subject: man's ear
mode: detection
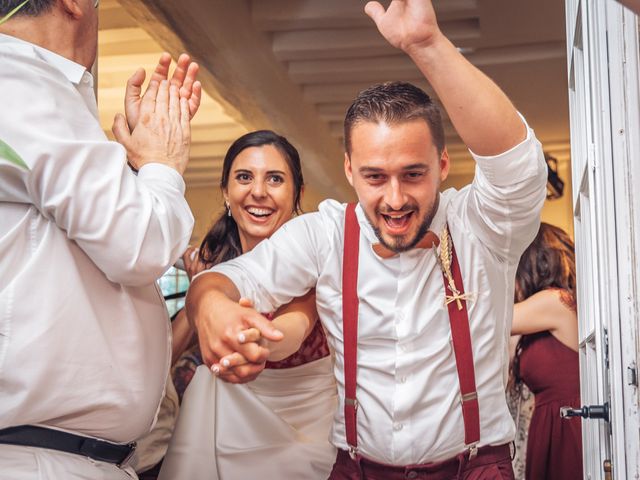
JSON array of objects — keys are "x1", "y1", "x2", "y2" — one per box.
[
  {"x1": 59, "y1": 0, "x2": 84, "y2": 19},
  {"x1": 344, "y1": 153, "x2": 354, "y2": 187},
  {"x1": 439, "y1": 148, "x2": 450, "y2": 182}
]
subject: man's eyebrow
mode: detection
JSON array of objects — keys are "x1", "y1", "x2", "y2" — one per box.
[
  {"x1": 358, "y1": 164, "x2": 431, "y2": 174},
  {"x1": 359, "y1": 166, "x2": 385, "y2": 174},
  {"x1": 402, "y1": 163, "x2": 430, "y2": 172}
]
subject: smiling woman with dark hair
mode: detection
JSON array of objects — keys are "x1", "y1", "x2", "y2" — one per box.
[
  {"x1": 158, "y1": 130, "x2": 337, "y2": 480},
  {"x1": 510, "y1": 222, "x2": 583, "y2": 480}
]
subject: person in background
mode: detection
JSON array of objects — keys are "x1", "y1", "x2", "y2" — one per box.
[
  {"x1": 510, "y1": 223, "x2": 583, "y2": 480},
  {"x1": 0, "y1": 0, "x2": 200, "y2": 478},
  {"x1": 506, "y1": 338, "x2": 535, "y2": 480},
  {"x1": 157, "y1": 130, "x2": 337, "y2": 480}
]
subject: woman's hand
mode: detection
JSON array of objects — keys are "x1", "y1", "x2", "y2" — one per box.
[{"x1": 181, "y1": 246, "x2": 208, "y2": 280}]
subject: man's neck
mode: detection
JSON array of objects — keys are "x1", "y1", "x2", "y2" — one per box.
[{"x1": 0, "y1": 16, "x2": 88, "y2": 68}]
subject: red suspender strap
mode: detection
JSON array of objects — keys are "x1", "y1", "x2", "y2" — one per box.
[
  {"x1": 342, "y1": 203, "x2": 360, "y2": 456},
  {"x1": 342, "y1": 207, "x2": 480, "y2": 459},
  {"x1": 444, "y1": 239, "x2": 481, "y2": 454}
]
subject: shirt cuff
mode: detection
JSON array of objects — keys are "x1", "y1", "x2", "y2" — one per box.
[
  {"x1": 469, "y1": 113, "x2": 543, "y2": 187},
  {"x1": 138, "y1": 163, "x2": 186, "y2": 194}
]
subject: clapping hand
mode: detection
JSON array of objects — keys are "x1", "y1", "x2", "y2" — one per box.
[
  {"x1": 112, "y1": 79, "x2": 191, "y2": 174},
  {"x1": 124, "y1": 53, "x2": 202, "y2": 131}
]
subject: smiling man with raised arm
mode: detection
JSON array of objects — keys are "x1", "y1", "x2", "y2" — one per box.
[
  {"x1": 0, "y1": 0, "x2": 201, "y2": 478},
  {"x1": 187, "y1": 0, "x2": 546, "y2": 478}
]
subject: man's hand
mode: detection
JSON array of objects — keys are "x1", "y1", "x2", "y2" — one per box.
[
  {"x1": 187, "y1": 278, "x2": 284, "y2": 384},
  {"x1": 124, "y1": 53, "x2": 202, "y2": 131},
  {"x1": 111, "y1": 79, "x2": 191, "y2": 174},
  {"x1": 365, "y1": 0, "x2": 441, "y2": 53}
]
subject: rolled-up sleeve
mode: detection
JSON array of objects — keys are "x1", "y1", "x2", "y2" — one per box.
[
  {"x1": 208, "y1": 212, "x2": 325, "y2": 313},
  {"x1": 463, "y1": 115, "x2": 547, "y2": 263}
]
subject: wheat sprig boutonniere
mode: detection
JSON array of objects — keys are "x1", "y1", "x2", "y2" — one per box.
[
  {"x1": 437, "y1": 226, "x2": 477, "y2": 310},
  {"x1": 0, "y1": 0, "x2": 29, "y2": 26},
  {"x1": 0, "y1": 138, "x2": 29, "y2": 170}
]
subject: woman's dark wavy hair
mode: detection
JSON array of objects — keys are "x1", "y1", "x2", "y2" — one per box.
[
  {"x1": 198, "y1": 130, "x2": 304, "y2": 267},
  {"x1": 509, "y1": 222, "x2": 576, "y2": 394}
]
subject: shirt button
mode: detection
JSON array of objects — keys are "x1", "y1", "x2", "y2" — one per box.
[
  {"x1": 393, "y1": 423, "x2": 403, "y2": 431},
  {"x1": 406, "y1": 471, "x2": 418, "y2": 479},
  {"x1": 399, "y1": 376, "x2": 407, "y2": 384}
]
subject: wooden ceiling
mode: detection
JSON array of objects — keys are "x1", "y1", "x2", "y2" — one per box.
[{"x1": 97, "y1": 0, "x2": 572, "y2": 230}]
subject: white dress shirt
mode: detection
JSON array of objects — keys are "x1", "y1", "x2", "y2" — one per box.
[
  {"x1": 0, "y1": 34, "x2": 193, "y2": 443},
  {"x1": 210, "y1": 122, "x2": 547, "y2": 464}
]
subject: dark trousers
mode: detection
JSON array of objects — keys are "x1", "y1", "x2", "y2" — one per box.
[{"x1": 328, "y1": 444, "x2": 514, "y2": 480}]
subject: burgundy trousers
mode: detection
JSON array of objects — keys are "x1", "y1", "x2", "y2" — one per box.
[{"x1": 328, "y1": 444, "x2": 514, "y2": 480}]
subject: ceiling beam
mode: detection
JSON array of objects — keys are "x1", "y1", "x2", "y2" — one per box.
[
  {"x1": 116, "y1": 0, "x2": 354, "y2": 202},
  {"x1": 272, "y1": 21, "x2": 479, "y2": 62},
  {"x1": 289, "y1": 41, "x2": 566, "y2": 85},
  {"x1": 252, "y1": 0, "x2": 478, "y2": 31}
]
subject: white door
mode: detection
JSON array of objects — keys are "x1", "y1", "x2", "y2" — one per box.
[{"x1": 565, "y1": 1, "x2": 640, "y2": 478}]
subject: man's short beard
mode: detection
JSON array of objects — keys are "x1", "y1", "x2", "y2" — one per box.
[{"x1": 365, "y1": 195, "x2": 440, "y2": 253}]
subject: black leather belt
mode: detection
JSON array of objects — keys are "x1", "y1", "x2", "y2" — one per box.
[{"x1": 0, "y1": 425, "x2": 136, "y2": 467}]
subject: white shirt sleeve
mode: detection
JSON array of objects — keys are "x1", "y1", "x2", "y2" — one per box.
[
  {"x1": 461, "y1": 116, "x2": 547, "y2": 263},
  {"x1": 0, "y1": 50, "x2": 193, "y2": 286},
  {"x1": 209, "y1": 211, "x2": 328, "y2": 313}
]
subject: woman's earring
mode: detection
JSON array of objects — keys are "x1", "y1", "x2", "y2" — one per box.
[{"x1": 225, "y1": 201, "x2": 231, "y2": 217}]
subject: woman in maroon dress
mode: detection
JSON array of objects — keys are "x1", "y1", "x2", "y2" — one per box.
[{"x1": 510, "y1": 223, "x2": 583, "y2": 480}]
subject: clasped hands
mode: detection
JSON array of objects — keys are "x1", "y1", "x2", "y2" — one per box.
[
  {"x1": 199, "y1": 296, "x2": 284, "y2": 384},
  {"x1": 111, "y1": 52, "x2": 202, "y2": 175}
]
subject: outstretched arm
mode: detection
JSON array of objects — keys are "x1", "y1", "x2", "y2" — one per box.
[
  {"x1": 511, "y1": 289, "x2": 579, "y2": 351},
  {"x1": 217, "y1": 290, "x2": 318, "y2": 373},
  {"x1": 365, "y1": 0, "x2": 525, "y2": 155},
  {"x1": 186, "y1": 272, "x2": 284, "y2": 384}
]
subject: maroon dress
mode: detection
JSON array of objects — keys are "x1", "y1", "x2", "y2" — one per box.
[{"x1": 519, "y1": 331, "x2": 583, "y2": 479}]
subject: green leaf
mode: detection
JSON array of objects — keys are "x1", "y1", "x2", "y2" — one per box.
[
  {"x1": 0, "y1": 0, "x2": 29, "y2": 26},
  {"x1": 0, "y1": 138, "x2": 29, "y2": 170}
]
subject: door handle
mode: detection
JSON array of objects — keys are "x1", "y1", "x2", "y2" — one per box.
[{"x1": 560, "y1": 403, "x2": 609, "y2": 422}]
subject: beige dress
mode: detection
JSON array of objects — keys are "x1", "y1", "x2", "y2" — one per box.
[{"x1": 159, "y1": 356, "x2": 337, "y2": 480}]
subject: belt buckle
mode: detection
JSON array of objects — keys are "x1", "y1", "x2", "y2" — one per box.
[{"x1": 117, "y1": 442, "x2": 137, "y2": 468}]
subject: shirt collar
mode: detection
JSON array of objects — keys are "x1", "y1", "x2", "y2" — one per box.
[
  {"x1": 0, "y1": 33, "x2": 88, "y2": 85},
  {"x1": 354, "y1": 192, "x2": 450, "y2": 248}
]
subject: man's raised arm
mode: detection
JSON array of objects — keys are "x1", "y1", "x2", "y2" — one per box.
[{"x1": 366, "y1": 0, "x2": 526, "y2": 155}]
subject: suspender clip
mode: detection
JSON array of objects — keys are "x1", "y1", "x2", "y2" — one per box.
[
  {"x1": 467, "y1": 443, "x2": 478, "y2": 460},
  {"x1": 348, "y1": 444, "x2": 359, "y2": 460}
]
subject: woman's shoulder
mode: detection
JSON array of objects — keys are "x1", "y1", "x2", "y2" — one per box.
[{"x1": 537, "y1": 288, "x2": 577, "y2": 313}]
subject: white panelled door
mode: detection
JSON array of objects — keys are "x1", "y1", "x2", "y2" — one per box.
[{"x1": 565, "y1": 1, "x2": 640, "y2": 478}]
